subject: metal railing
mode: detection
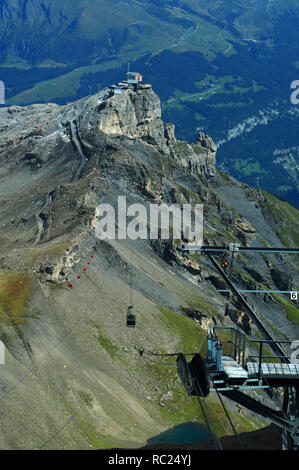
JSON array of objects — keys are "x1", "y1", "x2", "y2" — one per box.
[
  {"x1": 209, "y1": 325, "x2": 246, "y2": 366},
  {"x1": 249, "y1": 339, "x2": 293, "y2": 380}
]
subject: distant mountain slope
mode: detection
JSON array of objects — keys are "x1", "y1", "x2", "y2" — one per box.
[
  {"x1": 0, "y1": 0, "x2": 195, "y2": 65},
  {"x1": 0, "y1": 0, "x2": 299, "y2": 204}
]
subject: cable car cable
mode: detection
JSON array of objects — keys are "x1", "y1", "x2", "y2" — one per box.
[
  {"x1": 193, "y1": 377, "x2": 223, "y2": 450},
  {"x1": 39, "y1": 407, "x2": 82, "y2": 449},
  {"x1": 193, "y1": 380, "x2": 216, "y2": 448},
  {"x1": 0, "y1": 301, "x2": 87, "y2": 402},
  {"x1": 210, "y1": 375, "x2": 244, "y2": 449},
  {"x1": 142, "y1": 349, "x2": 201, "y2": 357},
  {"x1": 247, "y1": 351, "x2": 289, "y2": 422}
]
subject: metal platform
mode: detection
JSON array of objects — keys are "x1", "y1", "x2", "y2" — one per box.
[
  {"x1": 178, "y1": 325, "x2": 299, "y2": 449},
  {"x1": 176, "y1": 242, "x2": 299, "y2": 448},
  {"x1": 247, "y1": 362, "x2": 299, "y2": 377},
  {"x1": 222, "y1": 356, "x2": 248, "y2": 382}
]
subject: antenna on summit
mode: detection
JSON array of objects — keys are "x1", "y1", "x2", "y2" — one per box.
[{"x1": 127, "y1": 63, "x2": 130, "y2": 73}]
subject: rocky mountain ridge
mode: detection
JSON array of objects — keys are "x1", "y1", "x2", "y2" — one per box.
[{"x1": 0, "y1": 83, "x2": 298, "y2": 449}]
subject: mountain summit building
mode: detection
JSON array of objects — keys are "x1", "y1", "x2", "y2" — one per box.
[
  {"x1": 108, "y1": 72, "x2": 152, "y2": 95},
  {"x1": 126, "y1": 72, "x2": 143, "y2": 84}
]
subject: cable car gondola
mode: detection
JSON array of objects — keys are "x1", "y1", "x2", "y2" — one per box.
[{"x1": 126, "y1": 305, "x2": 136, "y2": 328}]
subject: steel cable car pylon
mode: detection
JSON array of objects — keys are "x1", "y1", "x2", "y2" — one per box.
[
  {"x1": 126, "y1": 263, "x2": 136, "y2": 328},
  {"x1": 125, "y1": 262, "x2": 145, "y2": 358}
]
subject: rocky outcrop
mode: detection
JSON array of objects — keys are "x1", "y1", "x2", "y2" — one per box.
[
  {"x1": 270, "y1": 266, "x2": 295, "y2": 292},
  {"x1": 169, "y1": 139, "x2": 215, "y2": 178},
  {"x1": 227, "y1": 306, "x2": 253, "y2": 335},
  {"x1": 181, "y1": 307, "x2": 209, "y2": 328},
  {"x1": 95, "y1": 88, "x2": 216, "y2": 178},
  {"x1": 97, "y1": 89, "x2": 168, "y2": 150},
  {"x1": 38, "y1": 244, "x2": 81, "y2": 283}
]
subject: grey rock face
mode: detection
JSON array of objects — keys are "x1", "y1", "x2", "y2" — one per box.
[
  {"x1": 196, "y1": 132, "x2": 217, "y2": 153},
  {"x1": 97, "y1": 89, "x2": 163, "y2": 143},
  {"x1": 270, "y1": 267, "x2": 295, "y2": 292},
  {"x1": 95, "y1": 88, "x2": 216, "y2": 177}
]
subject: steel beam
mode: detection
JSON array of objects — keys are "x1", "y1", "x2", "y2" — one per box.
[
  {"x1": 180, "y1": 246, "x2": 299, "y2": 254},
  {"x1": 208, "y1": 254, "x2": 290, "y2": 363},
  {"x1": 220, "y1": 389, "x2": 291, "y2": 431}
]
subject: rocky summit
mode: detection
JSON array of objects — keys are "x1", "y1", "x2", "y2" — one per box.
[{"x1": 0, "y1": 82, "x2": 298, "y2": 449}]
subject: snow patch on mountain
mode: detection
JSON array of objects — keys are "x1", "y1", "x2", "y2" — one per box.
[{"x1": 216, "y1": 107, "x2": 280, "y2": 148}]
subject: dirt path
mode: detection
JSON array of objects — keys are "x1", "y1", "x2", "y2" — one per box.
[
  {"x1": 70, "y1": 120, "x2": 87, "y2": 182},
  {"x1": 33, "y1": 192, "x2": 53, "y2": 245}
]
